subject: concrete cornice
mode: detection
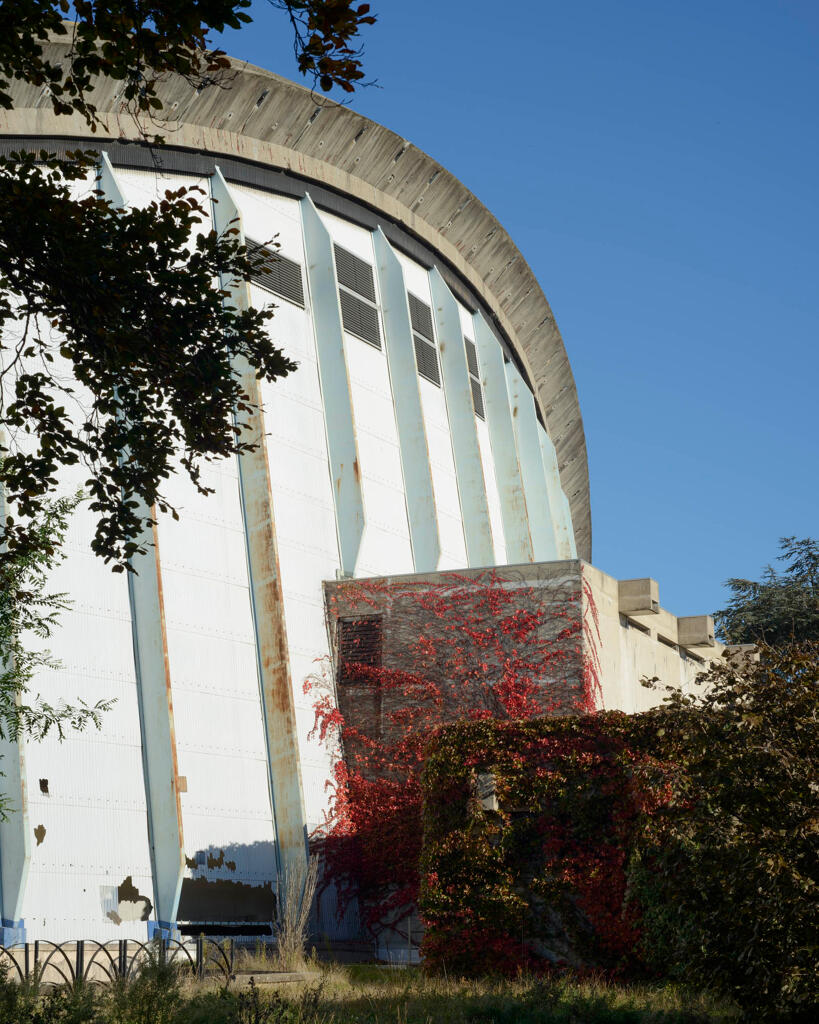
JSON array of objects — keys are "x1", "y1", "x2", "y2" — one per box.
[{"x1": 1, "y1": 42, "x2": 591, "y2": 559}]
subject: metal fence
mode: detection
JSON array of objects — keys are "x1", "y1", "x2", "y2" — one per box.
[{"x1": 0, "y1": 938, "x2": 234, "y2": 986}]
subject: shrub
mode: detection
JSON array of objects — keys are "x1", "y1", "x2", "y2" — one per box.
[
  {"x1": 629, "y1": 642, "x2": 819, "y2": 1021},
  {"x1": 419, "y1": 714, "x2": 669, "y2": 977}
]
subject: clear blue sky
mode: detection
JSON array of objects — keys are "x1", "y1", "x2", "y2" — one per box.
[{"x1": 216, "y1": 0, "x2": 817, "y2": 618}]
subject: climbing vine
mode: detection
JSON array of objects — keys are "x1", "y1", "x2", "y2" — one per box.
[{"x1": 307, "y1": 569, "x2": 603, "y2": 941}]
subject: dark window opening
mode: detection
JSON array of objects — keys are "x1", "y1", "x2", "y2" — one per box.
[
  {"x1": 245, "y1": 238, "x2": 305, "y2": 307},
  {"x1": 336, "y1": 616, "x2": 383, "y2": 686}
]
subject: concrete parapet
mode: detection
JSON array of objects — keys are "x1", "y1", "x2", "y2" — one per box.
[{"x1": 618, "y1": 578, "x2": 660, "y2": 616}]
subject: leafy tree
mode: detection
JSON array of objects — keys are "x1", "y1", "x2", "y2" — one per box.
[
  {"x1": 714, "y1": 537, "x2": 819, "y2": 644},
  {"x1": 0, "y1": 4, "x2": 375, "y2": 759},
  {"x1": 630, "y1": 642, "x2": 819, "y2": 1021},
  {"x1": 0, "y1": 2, "x2": 376, "y2": 570}
]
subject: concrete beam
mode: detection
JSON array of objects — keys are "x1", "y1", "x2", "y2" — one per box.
[
  {"x1": 212, "y1": 168, "x2": 307, "y2": 878},
  {"x1": 618, "y1": 578, "x2": 660, "y2": 616},
  {"x1": 300, "y1": 193, "x2": 365, "y2": 577},
  {"x1": 97, "y1": 152, "x2": 186, "y2": 937},
  {"x1": 537, "y1": 423, "x2": 576, "y2": 559},
  {"x1": 127, "y1": 518, "x2": 186, "y2": 937},
  {"x1": 471, "y1": 312, "x2": 533, "y2": 564},
  {"x1": 429, "y1": 268, "x2": 494, "y2": 567},
  {"x1": 0, "y1": 442, "x2": 31, "y2": 946},
  {"x1": 678, "y1": 615, "x2": 716, "y2": 648},
  {"x1": 372, "y1": 228, "x2": 440, "y2": 572},
  {"x1": 505, "y1": 364, "x2": 558, "y2": 562}
]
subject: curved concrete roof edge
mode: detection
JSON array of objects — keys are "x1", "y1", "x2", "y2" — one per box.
[{"x1": 1, "y1": 41, "x2": 592, "y2": 559}]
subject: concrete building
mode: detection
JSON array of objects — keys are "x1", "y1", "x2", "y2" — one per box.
[{"x1": 0, "y1": 42, "x2": 716, "y2": 945}]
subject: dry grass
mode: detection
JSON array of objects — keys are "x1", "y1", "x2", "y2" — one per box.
[{"x1": 274, "y1": 965, "x2": 738, "y2": 1023}]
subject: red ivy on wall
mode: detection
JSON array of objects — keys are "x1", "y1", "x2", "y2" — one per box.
[{"x1": 306, "y1": 570, "x2": 604, "y2": 941}]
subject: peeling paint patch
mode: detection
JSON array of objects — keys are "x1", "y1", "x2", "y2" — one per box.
[
  {"x1": 185, "y1": 855, "x2": 197, "y2": 870},
  {"x1": 39, "y1": 779, "x2": 49, "y2": 795},
  {"x1": 33, "y1": 824, "x2": 46, "y2": 846},
  {"x1": 106, "y1": 876, "x2": 153, "y2": 925},
  {"x1": 207, "y1": 849, "x2": 226, "y2": 870}
]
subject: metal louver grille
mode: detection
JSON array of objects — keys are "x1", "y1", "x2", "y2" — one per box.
[
  {"x1": 245, "y1": 239, "x2": 305, "y2": 307},
  {"x1": 464, "y1": 337, "x2": 480, "y2": 378},
  {"x1": 333, "y1": 244, "x2": 376, "y2": 302},
  {"x1": 340, "y1": 289, "x2": 381, "y2": 348},
  {"x1": 408, "y1": 293, "x2": 434, "y2": 341},
  {"x1": 414, "y1": 334, "x2": 440, "y2": 386},
  {"x1": 337, "y1": 617, "x2": 383, "y2": 686},
  {"x1": 464, "y1": 337, "x2": 485, "y2": 419},
  {"x1": 470, "y1": 377, "x2": 485, "y2": 419}
]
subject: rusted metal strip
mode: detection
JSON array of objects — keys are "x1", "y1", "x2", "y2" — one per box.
[{"x1": 210, "y1": 168, "x2": 307, "y2": 878}]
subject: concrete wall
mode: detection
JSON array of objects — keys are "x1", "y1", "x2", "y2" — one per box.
[{"x1": 325, "y1": 561, "x2": 721, "y2": 749}]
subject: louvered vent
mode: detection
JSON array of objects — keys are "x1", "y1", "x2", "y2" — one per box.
[
  {"x1": 408, "y1": 292, "x2": 440, "y2": 387},
  {"x1": 414, "y1": 334, "x2": 441, "y2": 386},
  {"x1": 408, "y1": 293, "x2": 434, "y2": 341},
  {"x1": 334, "y1": 244, "x2": 381, "y2": 348},
  {"x1": 464, "y1": 338, "x2": 485, "y2": 419},
  {"x1": 337, "y1": 617, "x2": 383, "y2": 686},
  {"x1": 334, "y1": 245, "x2": 377, "y2": 302},
  {"x1": 245, "y1": 239, "x2": 305, "y2": 307},
  {"x1": 339, "y1": 290, "x2": 381, "y2": 348}
]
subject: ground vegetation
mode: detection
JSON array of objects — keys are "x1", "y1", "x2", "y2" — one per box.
[
  {"x1": 631, "y1": 641, "x2": 819, "y2": 1021},
  {"x1": 0, "y1": 960, "x2": 737, "y2": 1024}
]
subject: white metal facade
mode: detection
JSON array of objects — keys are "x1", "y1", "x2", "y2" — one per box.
[{"x1": 0, "y1": 157, "x2": 577, "y2": 944}]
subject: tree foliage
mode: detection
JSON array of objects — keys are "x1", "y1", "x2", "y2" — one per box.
[
  {"x1": 630, "y1": 643, "x2": 819, "y2": 1020},
  {"x1": 0, "y1": 2, "x2": 376, "y2": 133},
  {"x1": 714, "y1": 537, "x2": 819, "y2": 645},
  {"x1": 0, "y1": 2, "x2": 375, "y2": 569}
]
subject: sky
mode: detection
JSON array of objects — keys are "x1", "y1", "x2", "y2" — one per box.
[{"x1": 215, "y1": 0, "x2": 817, "y2": 618}]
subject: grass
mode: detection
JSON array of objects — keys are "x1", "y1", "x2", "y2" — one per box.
[{"x1": 0, "y1": 959, "x2": 738, "y2": 1024}]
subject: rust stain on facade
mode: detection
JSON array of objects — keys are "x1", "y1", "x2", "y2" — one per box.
[{"x1": 150, "y1": 511, "x2": 186, "y2": 851}]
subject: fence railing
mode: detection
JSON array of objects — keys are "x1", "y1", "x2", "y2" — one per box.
[{"x1": 0, "y1": 938, "x2": 234, "y2": 986}]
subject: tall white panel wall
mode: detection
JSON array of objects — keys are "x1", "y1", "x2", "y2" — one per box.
[
  {"x1": 458, "y1": 303, "x2": 507, "y2": 566},
  {"x1": 1, "y1": 164, "x2": 577, "y2": 939},
  {"x1": 232, "y1": 188, "x2": 342, "y2": 833},
  {"x1": 7, "y1": 170, "x2": 154, "y2": 941},
  {"x1": 395, "y1": 253, "x2": 467, "y2": 569},
  {"x1": 117, "y1": 170, "x2": 276, "y2": 921},
  {"x1": 318, "y1": 213, "x2": 413, "y2": 580}
]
